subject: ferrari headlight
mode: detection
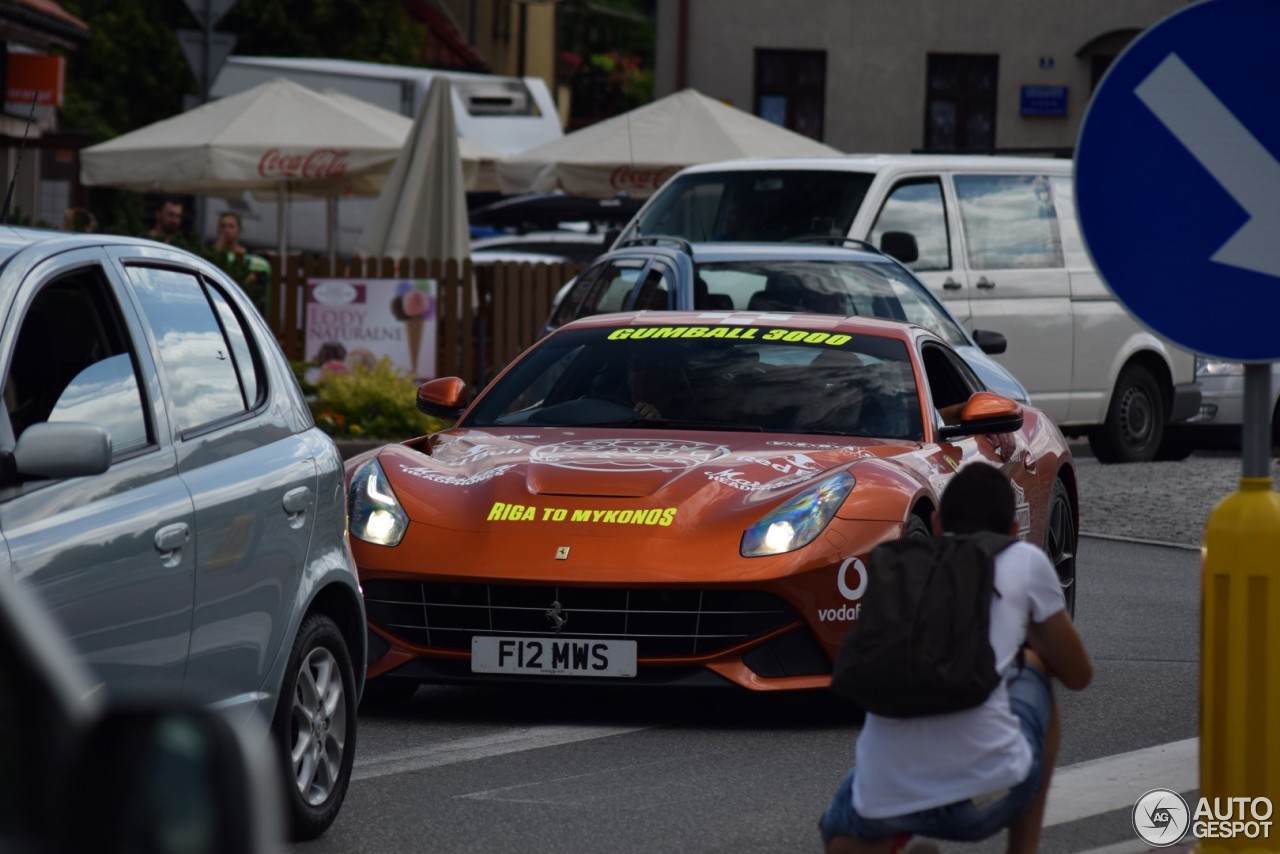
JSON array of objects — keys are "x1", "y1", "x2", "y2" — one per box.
[
  {"x1": 1196, "y1": 357, "x2": 1244, "y2": 378},
  {"x1": 348, "y1": 459, "x2": 408, "y2": 546},
  {"x1": 741, "y1": 471, "x2": 855, "y2": 557}
]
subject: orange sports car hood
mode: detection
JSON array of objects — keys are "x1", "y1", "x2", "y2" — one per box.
[{"x1": 377, "y1": 429, "x2": 914, "y2": 532}]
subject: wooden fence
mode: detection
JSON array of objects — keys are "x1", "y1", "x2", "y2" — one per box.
[{"x1": 266, "y1": 255, "x2": 586, "y2": 389}]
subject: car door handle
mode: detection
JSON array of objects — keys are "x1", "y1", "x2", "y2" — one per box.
[
  {"x1": 942, "y1": 278, "x2": 962, "y2": 290},
  {"x1": 283, "y1": 486, "x2": 312, "y2": 528},
  {"x1": 154, "y1": 522, "x2": 190, "y2": 568},
  {"x1": 975, "y1": 276, "x2": 995, "y2": 289}
]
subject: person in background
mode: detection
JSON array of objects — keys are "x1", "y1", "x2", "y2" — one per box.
[
  {"x1": 819, "y1": 462, "x2": 1092, "y2": 854},
  {"x1": 63, "y1": 207, "x2": 97, "y2": 233},
  {"x1": 212, "y1": 210, "x2": 272, "y2": 300},
  {"x1": 144, "y1": 196, "x2": 186, "y2": 244}
]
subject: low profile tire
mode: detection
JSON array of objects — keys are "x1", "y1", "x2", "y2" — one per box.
[
  {"x1": 1089, "y1": 365, "x2": 1165, "y2": 463},
  {"x1": 902, "y1": 515, "x2": 931, "y2": 542},
  {"x1": 274, "y1": 613, "x2": 358, "y2": 841},
  {"x1": 360, "y1": 676, "x2": 420, "y2": 708},
  {"x1": 1044, "y1": 479, "x2": 1077, "y2": 617}
]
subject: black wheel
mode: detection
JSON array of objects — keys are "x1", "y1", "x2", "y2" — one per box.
[
  {"x1": 274, "y1": 613, "x2": 358, "y2": 841},
  {"x1": 902, "y1": 515, "x2": 931, "y2": 542},
  {"x1": 1089, "y1": 365, "x2": 1165, "y2": 463},
  {"x1": 1044, "y1": 479, "x2": 1077, "y2": 617},
  {"x1": 360, "y1": 675, "x2": 420, "y2": 708}
]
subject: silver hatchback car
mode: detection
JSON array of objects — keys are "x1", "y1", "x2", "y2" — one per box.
[{"x1": 0, "y1": 229, "x2": 364, "y2": 840}]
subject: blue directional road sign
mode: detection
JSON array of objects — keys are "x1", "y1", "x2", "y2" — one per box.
[{"x1": 1076, "y1": 0, "x2": 1280, "y2": 362}]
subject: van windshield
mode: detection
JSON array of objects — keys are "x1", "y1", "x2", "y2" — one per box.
[{"x1": 621, "y1": 170, "x2": 875, "y2": 243}]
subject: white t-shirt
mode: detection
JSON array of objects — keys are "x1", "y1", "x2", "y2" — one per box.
[{"x1": 850, "y1": 539, "x2": 1066, "y2": 818}]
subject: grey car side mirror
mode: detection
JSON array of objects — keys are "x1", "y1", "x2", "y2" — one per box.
[{"x1": 13, "y1": 422, "x2": 111, "y2": 479}]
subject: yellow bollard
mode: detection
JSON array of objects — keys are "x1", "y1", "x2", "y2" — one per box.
[{"x1": 1200, "y1": 477, "x2": 1280, "y2": 853}]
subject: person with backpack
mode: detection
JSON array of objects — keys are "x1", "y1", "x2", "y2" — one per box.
[{"x1": 819, "y1": 462, "x2": 1092, "y2": 854}]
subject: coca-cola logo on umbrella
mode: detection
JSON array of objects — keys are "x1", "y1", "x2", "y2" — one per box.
[
  {"x1": 258, "y1": 148, "x2": 352, "y2": 180},
  {"x1": 609, "y1": 165, "x2": 681, "y2": 193}
]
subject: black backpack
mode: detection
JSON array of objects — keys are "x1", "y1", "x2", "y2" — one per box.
[{"x1": 830, "y1": 531, "x2": 1016, "y2": 718}]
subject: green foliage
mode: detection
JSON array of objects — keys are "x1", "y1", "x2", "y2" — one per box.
[{"x1": 298, "y1": 357, "x2": 447, "y2": 440}]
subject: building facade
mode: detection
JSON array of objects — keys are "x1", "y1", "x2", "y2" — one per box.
[{"x1": 653, "y1": 0, "x2": 1188, "y2": 154}]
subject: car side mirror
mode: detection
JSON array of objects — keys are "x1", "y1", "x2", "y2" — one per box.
[
  {"x1": 879, "y1": 231, "x2": 919, "y2": 264},
  {"x1": 937, "y1": 392, "x2": 1024, "y2": 441},
  {"x1": 972, "y1": 329, "x2": 1008, "y2": 355},
  {"x1": 56, "y1": 706, "x2": 282, "y2": 854},
  {"x1": 12, "y1": 422, "x2": 111, "y2": 480},
  {"x1": 417, "y1": 377, "x2": 470, "y2": 420}
]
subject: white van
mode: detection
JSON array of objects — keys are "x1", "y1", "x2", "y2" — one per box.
[
  {"x1": 614, "y1": 154, "x2": 1200, "y2": 462},
  {"x1": 204, "y1": 56, "x2": 564, "y2": 255}
]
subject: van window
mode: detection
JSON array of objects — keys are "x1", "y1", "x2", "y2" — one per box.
[
  {"x1": 869, "y1": 178, "x2": 951, "y2": 272},
  {"x1": 627, "y1": 170, "x2": 875, "y2": 243},
  {"x1": 954, "y1": 174, "x2": 1063, "y2": 269}
]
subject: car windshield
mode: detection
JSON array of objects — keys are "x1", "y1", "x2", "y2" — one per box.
[
  {"x1": 464, "y1": 325, "x2": 924, "y2": 441},
  {"x1": 694, "y1": 258, "x2": 969, "y2": 347},
  {"x1": 621, "y1": 170, "x2": 875, "y2": 243}
]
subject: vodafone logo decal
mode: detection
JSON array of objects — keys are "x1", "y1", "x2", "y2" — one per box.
[{"x1": 837, "y1": 557, "x2": 867, "y2": 601}]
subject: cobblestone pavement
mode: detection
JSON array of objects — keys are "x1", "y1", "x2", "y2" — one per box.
[{"x1": 1069, "y1": 440, "x2": 1280, "y2": 548}]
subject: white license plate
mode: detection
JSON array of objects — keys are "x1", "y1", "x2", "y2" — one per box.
[{"x1": 471, "y1": 636, "x2": 637, "y2": 678}]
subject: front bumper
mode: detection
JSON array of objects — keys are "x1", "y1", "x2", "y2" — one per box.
[
  {"x1": 362, "y1": 579, "x2": 838, "y2": 692},
  {"x1": 1169, "y1": 381, "x2": 1202, "y2": 424}
]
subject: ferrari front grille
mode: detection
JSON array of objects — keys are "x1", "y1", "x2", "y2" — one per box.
[{"x1": 362, "y1": 580, "x2": 798, "y2": 658}]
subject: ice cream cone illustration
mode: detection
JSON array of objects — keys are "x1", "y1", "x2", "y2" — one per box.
[{"x1": 391, "y1": 282, "x2": 435, "y2": 379}]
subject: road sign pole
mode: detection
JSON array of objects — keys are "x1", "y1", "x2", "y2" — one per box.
[{"x1": 1201, "y1": 361, "x2": 1280, "y2": 853}]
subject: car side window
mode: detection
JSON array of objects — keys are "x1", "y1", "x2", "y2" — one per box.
[
  {"x1": 4, "y1": 270, "x2": 151, "y2": 456},
  {"x1": 869, "y1": 178, "x2": 952, "y2": 272},
  {"x1": 921, "y1": 341, "x2": 983, "y2": 425},
  {"x1": 953, "y1": 174, "x2": 1064, "y2": 270},
  {"x1": 125, "y1": 266, "x2": 259, "y2": 434},
  {"x1": 552, "y1": 267, "x2": 603, "y2": 328},
  {"x1": 628, "y1": 262, "x2": 674, "y2": 311},
  {"x1": 578, "y1": 261, "x2": 645, "y2": 318}
]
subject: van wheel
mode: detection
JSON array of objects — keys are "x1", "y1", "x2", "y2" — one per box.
[{"x1": 1089, "y1": 365, "x2": 1165, "y2": 463}]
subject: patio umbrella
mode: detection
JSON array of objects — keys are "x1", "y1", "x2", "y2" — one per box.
[
  {"x1": 495, "y1": 88, "x2": 843, "y2": 199},
  {"x1": 79, "y1": 77, "x2": 410, "y2": 263},
  {"x1": 356, "y1": 76, "x2": 471, "y2": 261},
  {"x1": 321, "y1": 89, "x2": 501, "y2": 193}
]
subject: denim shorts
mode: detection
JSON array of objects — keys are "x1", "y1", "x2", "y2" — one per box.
[{"x1": 819, "y1": 663, "x2": 1052, "y2": 844}]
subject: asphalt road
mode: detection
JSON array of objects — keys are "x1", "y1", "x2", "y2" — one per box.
[{"x1": 294, "y1": 532, "x2": 1204, "y2": 853}]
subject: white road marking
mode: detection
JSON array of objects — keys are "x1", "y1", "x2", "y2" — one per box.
[
  {"x1": 1080, "y1": 530, "x2": 1200, "y2": 552},
  {"x1": 1045, "y1": 736, "x2": 1197, "y2": 828},
  {"x1": 351, "y1": 724, "x2": 649, "y2": 781},
  {"x1": 1135, "y1": 53, "x2": 1280, "y2": 278}
]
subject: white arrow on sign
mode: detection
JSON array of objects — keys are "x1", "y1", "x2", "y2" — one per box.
[{"x1": 1135, "y1": 52, "x2": 1280, "y2": 279}]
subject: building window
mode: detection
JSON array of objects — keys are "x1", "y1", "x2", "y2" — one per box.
[
  {"x1": 925, "y1": 54, "x2": 998, "y2": 152},
  {"x1": 754, "y1": 49, "x2": 826, "y2": 141}
]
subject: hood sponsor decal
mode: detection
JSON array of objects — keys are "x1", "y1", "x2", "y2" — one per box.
[
  {"x1": 400, "y1": 463, "x2": 516, "y2": 486},
  {"x1": 740, "y1": 452, "x2": 821, "y2": 474},
  {"x1": 488, "y1": 501, "x2": 678, "y2": 527},
  {"x1": 531, "y1": 438, "x2": 728, "y2": 472},
  {"x1": 705, "y1": 469, "x2": 812, "y2": 492},
  {"x1": 432, "y1": 440, "x2": 526, "y2": 465}
]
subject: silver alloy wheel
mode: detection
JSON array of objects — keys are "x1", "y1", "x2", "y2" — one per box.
[{"x1": 289, "y1": 646, "x2": 348, "y2": 807}]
